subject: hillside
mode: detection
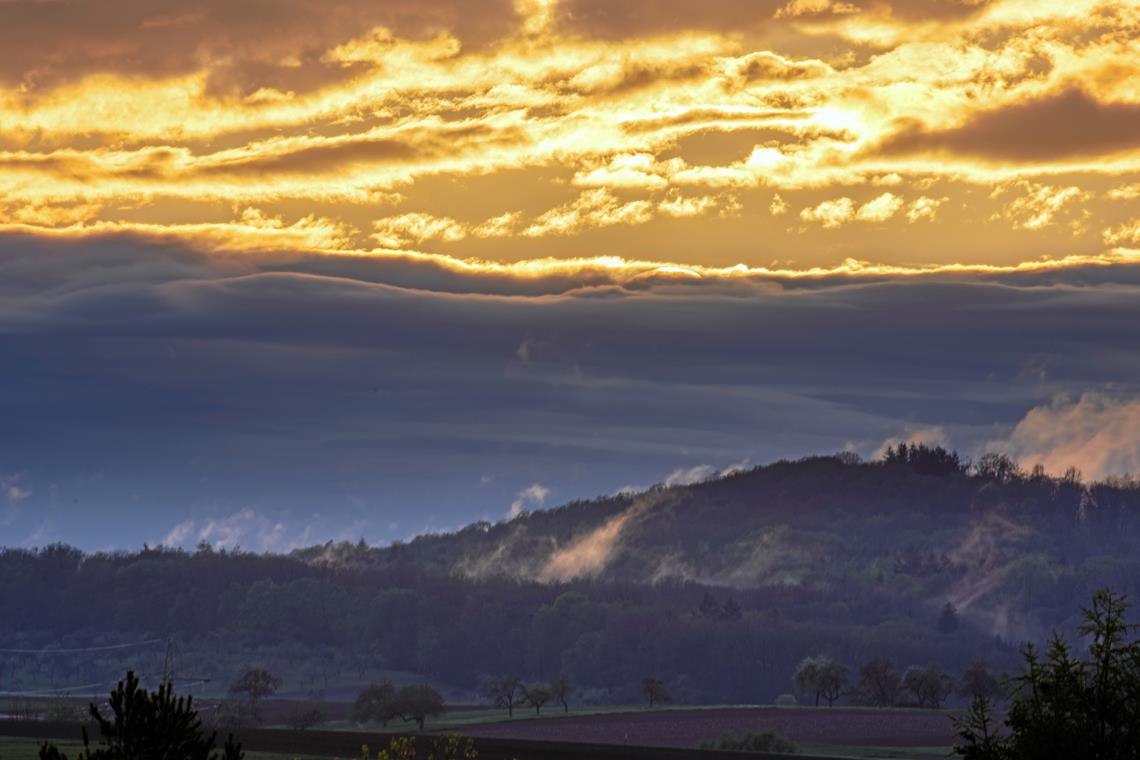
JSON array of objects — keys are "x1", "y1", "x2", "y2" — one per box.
[
  {"x1": 297, "y1": 450, "x2": 1140, "y2": 642},
  {"x1": 4, "y1": 450, "x2": 1139, "y2": 705}
]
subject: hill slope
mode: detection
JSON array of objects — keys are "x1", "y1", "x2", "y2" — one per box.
[{"x1": 298, "y1": 452, "x2": 1140, "y2": 641}]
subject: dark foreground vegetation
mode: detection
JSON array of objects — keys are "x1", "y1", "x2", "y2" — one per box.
[
  {"x1": 37, "y1": 672, "x2": 242, "y2": 760},
  {"x1": 4, "y1": 448, "x2": 1140, "y2": 705},
  {"x1": 954, "y1": 588, "x2": 1140, "y2": 759}
]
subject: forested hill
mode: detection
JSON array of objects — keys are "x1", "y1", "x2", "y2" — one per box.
[
  {"x1": 3, "y1": 449, "x2": 1140, "y2": 705},
  {"x1": 298, "y1": 448, "x2": 1140, "y2": 640}
]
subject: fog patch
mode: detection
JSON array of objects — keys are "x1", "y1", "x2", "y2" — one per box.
[{"x1": 537, "y1": 494, "x2": 664, "y2": 582}]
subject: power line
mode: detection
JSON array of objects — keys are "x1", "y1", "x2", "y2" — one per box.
[
  {"x1": 0, "y1": 680, "x2": 117, "y2": 697},
  {"x1": 0, "y1": 639, "x2": 163, "y2": 654}
]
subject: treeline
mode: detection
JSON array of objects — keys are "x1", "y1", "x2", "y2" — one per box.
[
  {"x1": 5, "y1": 450, "x2": 1140, "y2": 703},
  {"x1": 0, "y1": 546, "x2": 1016, "y2": 705},
  {"x1": 791, "y1": 655, "x2": 1003, "y2": 709}
]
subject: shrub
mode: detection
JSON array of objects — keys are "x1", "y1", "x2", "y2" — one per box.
[
  {"x1": 283, "y1": 702, "x2": 325, "y2": 731},
  {"x1": 698, "y1": 731, "x2": 797, "y2": 753},
  {"x1": 775, "y1": 693, "x2": 798, "y2": 707}
]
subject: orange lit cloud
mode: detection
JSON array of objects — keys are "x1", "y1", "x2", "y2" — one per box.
[{"x1": 0, "y1": 0, "x2": 1138, "y2": 273}]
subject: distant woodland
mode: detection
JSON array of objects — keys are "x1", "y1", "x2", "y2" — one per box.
[{"x1": 4, "y1": 448, "x2": 1140, "y2": 705}]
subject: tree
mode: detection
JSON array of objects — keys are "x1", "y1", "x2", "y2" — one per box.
[
  {"x1": 228, "y1": 668, "x2": 280, "y2": 703},
  {"x1": 818, "y1": 661, "x2": 848, "y2": 707},
  {"x1": 794, "y1": 656, "x2": 847, "y2": 707},
  {"x1": 522, "y1": 684, "x2": 551, "y2": 715},
  {"x1": 642, "y1": 677, "x2": 671, "y2": 708},
  {"x1": 391, "y1": 684, "x2": 445, "y2": 730},
  {"x1": 938, "y1": 602, "x2": 961, "y2": 634},
  {"x1": 974, "y1": 453, "x2": 1021, "y2": 483},
  {"x1": 353, "y1": 682, "x2": 397, "y2": 725},
  {"x1": 903, "y1": 665, "x2": 954, "y2": 709},
  {"x1": 958, "y1": 661, "x2": 1003, "y2": 703},
  {"x1": 794, "y1": 657, "x2": 824, "y2": 706},
  {"x1": 955, "y1": 588, "x2": 1140, "y2": 759},
  {"x1": 952, "y1": 696, "x2": 1005, "y2": 760},
  {"x1": 854, "y1": 658, "x2": 900, "y2": 707},
  {"x1": 883, "y1": 443, "x2": 967, "y2": 477},
  {"x1": 38, "y1": 671, "x2": 243, "y2": 760},
  {"x1": 550, "y1": 675, "x2": 571, "y2": 713},
  {"x1": 486, "y1": 676, "x2": 525, "y2": 718}
]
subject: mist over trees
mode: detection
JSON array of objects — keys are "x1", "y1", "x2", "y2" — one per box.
[{"x1": 3, "y1": 450, "x2": 1140, "y2": 705}]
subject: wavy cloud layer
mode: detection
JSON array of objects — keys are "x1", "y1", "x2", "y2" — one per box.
[{"x1": 0, "y1": 0, "x2": 1137, "y2": 270}]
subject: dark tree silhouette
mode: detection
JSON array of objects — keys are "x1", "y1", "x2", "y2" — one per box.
[
  {"x1": 794, "y1": 656, "x2": 848, "y2": 707},
  {"x1": 550, "y1": 675, "x2": 571, "y2": 713},
  {"x1": 974, "y1": 452, "x2": 1021, "y2": 483},
  {"x1": 883, "y1": 443, "x2": 968, "y2": 477},
  {"x1": 955, "y1": 589, "x2": 1140, "y2": 759},
  {"x1": 854, "y1": 658, "x2": 900, "y2": 707},
  {"x1": 228, "y1": 668, "x2": 280, "y2": 724},
  {"x1": 229, "y1": 668, "x2": 280, "y2": 702},
  {"x1": 487, "y1": 676, "x2": 524, "y2": 718},
  {"x1": 522, "y1": 684, "x2": 551, "y2": 715},
  {"x1": 903, "y1": 664, "x2": 953, "y2": 709},
  {"x1": 938, "y1": 602, "x2": 961, "y2": 634},
  {"x1": 958, "y1": 661, "x2": 1003, "y2": 703},
  {"x1": 353, "y1": 681, "x2": 397, "y2": 725},
  {"x1": 38, "y1": 671, "x2": 242, "y2": 760},
  {"x1": 392, "y1": 684, "x2": 444, "y2": 730},
  {"x1": 642, "y1": 677, "x2": 671, "y2": 708}
]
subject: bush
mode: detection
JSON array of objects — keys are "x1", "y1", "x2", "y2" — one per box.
[
  {"x1": 698, "y1": 731, "x2": 797, "y2": 753},
  {"x1": 208, "y1": 699, "x2": 257, "y2": 730},
  {"x1": 284, "y1": 702, "x2": 325, "y2": 731},
  {"x1": 775, "y1": 693, "x2": 798, "y2": 707}
]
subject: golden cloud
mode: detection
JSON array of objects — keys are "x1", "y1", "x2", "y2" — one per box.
[{"x1": 0, "y1": 0, "x2": 1136, "y2": 272}]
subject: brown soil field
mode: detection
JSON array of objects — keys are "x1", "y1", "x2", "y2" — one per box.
[{"x1": 460, "y1": 707, "x2": 960, "y2": 748}]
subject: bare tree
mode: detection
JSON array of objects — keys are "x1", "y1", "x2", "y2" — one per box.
[
  {"x1": 487, "y1": 676, "x2": 525, "y2": 718},
  {"x1": 794, "y1": 656, "x2": 847, "y2": 707},
  {"x1": 522, "y1": 684, "x2": 552, "y2": 715},
  {"x1": 854, "y1": 658, "x2": 900, "y2": 707},
  {"x1": 903, "y1": 665, "x2": 954, "y2": 709}
]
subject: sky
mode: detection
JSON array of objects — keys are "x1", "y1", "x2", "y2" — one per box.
[{"x1": 2, "y1": 0, "x2": 1140, "y2": 551}]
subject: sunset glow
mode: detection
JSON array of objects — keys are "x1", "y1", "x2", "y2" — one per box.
[{"x1": 2, "y1": 0, "x2": 1138, "y2": 272}]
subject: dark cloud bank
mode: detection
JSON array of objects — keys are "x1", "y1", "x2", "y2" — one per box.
[{"x1": 3, "y1": 231, "x2": 1140, "y2": 549}]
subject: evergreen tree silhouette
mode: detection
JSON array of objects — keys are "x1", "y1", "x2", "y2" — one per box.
[{"x1": 39, "y1": 671, "x2": 243, "y2": 760}]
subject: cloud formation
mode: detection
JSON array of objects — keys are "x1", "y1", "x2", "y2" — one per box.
[
  {"x1": 510, "y1": 483, "x2": 551, "y2": 518},
  {"x1": 0, "y1": 0, "x2": 1136, "y2": 271},
  {"x1": 4, "y1": 0, "x2": 1140, "y2": 549},
  {"x1": 4, "y1": 230, "x2": 1140, "y2": 548},
  {"x1": 994, "y1": 394, "x2": 1140, "y2": 481}
]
